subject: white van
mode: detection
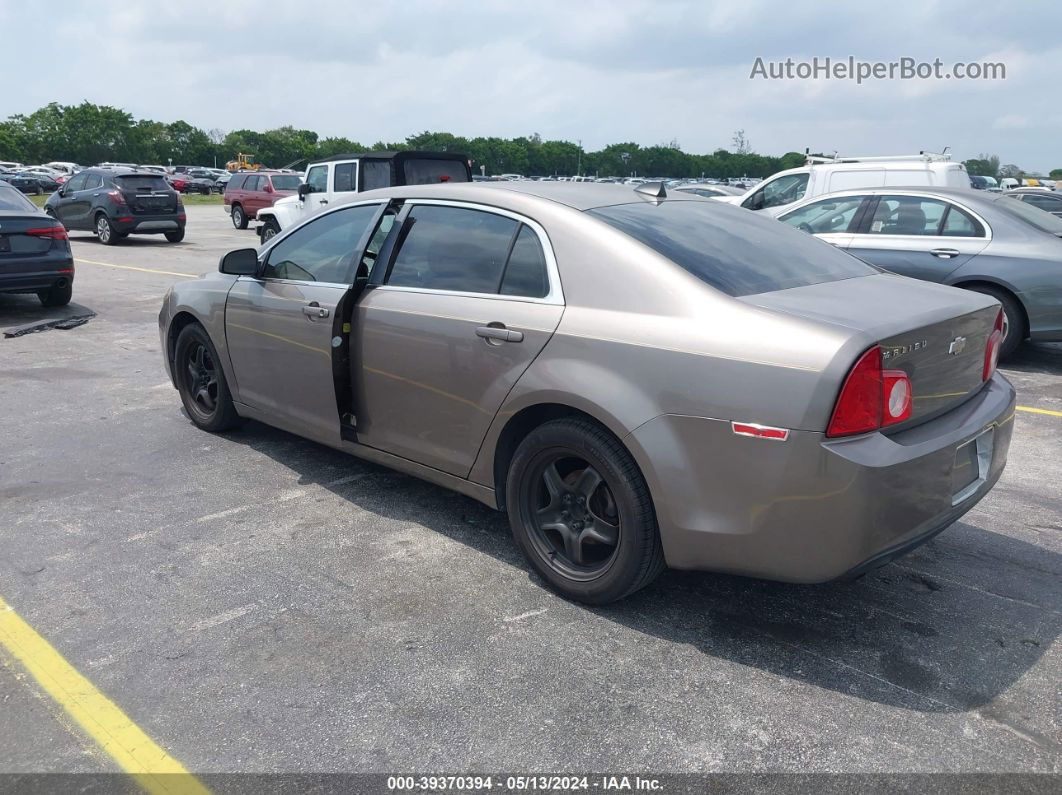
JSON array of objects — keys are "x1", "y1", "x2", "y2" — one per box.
[{"x1": 717, "y1": 153, "x2": 972, "y2": 213}]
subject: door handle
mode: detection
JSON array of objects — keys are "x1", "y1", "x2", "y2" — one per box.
[
  {"x1": 476, "y1": 324, "x2": 523, "y2": 343},
  {"x1": 931, "y1": 248, "x2": 960, "y2": 258},
  {"x1": 319, "y1": 199, "x2": 329, "y2": 205},
  {"x1": 302, "y1": 302, "x2": 329, "y2": 319}
]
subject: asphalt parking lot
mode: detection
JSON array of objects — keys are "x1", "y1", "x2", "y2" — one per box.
[{"x1": 1, "y1": 205, "x2": 1060, "y2": 778}]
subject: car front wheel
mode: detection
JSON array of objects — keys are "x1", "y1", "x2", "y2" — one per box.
[
  {"x1": 260, "y1": 218, "x2": 280, "y2": 243},
  {"x1": 506, "y1": 417, "x2": 664, "y2": 604},
  {"x1": 174, "y1": 323, "x2": 241, "y2": 432}
]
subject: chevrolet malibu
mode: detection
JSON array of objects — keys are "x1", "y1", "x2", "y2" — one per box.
[{"x1": 159, "y1": 182, "x2": 1015, "y2": 604}]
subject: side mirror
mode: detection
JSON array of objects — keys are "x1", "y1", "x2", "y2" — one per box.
[
  {"x1": 298, "y1": 183, "x2": 311, "y2": 201},
  {"x1": 219, "y1": 248, "x2": 260, "y2": 276},
  {"x1": 263, "y1": 183, "x2": 274, "y2": 194}
]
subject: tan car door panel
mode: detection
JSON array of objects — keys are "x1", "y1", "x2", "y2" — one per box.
[{"x1": 353, "y1": 288, "x2": 563, "y2": 477}]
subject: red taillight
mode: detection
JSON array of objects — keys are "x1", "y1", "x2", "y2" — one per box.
[
  {"x1": 983, "y1": 309, "x2": 1004, "y2": 381},
  {"x1": 826, "y1": 346, "x2": 914, "y2": 438},
  {"x1": 26, "y1": 225, "x2": 68, "y2": 240},
  {"x1": 177, "y1": 212, "x2": 187, "y2": 222},
  {"x1": 107, "y1": 190, "x2": 127, "y2": 205}
]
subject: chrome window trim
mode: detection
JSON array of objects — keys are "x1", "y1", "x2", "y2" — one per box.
[
  {"x1": 378, "y1": 198, "x2": 564, "y2": 306},
  {"x1": 235, "y1": 276, "x2": 351, "y2": 290}
]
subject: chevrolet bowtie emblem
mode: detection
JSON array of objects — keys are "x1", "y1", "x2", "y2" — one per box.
[{"x1": 948, "y1": 336, "x2": 967, "y2": 355}]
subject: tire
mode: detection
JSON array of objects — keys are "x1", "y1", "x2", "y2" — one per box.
[
  {"x1": 34, "y1": 184, "x2": 43, "y2": 196},
  {"x1": 173, "y1": 323, "x2": 241, "y2": 432},
  {"x1": 260, "y1": 218, "x2": 280, "y2": 243},
  {"x1": 38, "y1": 281, "x2": 72, "y2": 307},
  {"x1": 95, "y1": 213, "x2": 117, "y2": 245},
  {"x1": 506, "y1": 417, "x2": 664, "y2": 604},
  {"x1": 165, "y1": 228, "x2": 185, "y2": 243},
  {"x1": 231, "y1": 204, "x2": 248, "y2": 229},
  {"x1": 964, "y1": 285, "x2": 1025, "y2": 359},
  {"x1": 199, "y1": 186, "x2": 210, "y2": 195}
]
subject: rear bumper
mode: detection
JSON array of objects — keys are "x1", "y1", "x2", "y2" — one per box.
[
  {"x1": 627, "y1": 374, "x2": 1016, "y2": 583},
  {"x1": 113, "y1": 215, "x2": 184, "y2": 234},
  {"x1": 0, "y1": 256, "x2": 74, "y2": 293}
]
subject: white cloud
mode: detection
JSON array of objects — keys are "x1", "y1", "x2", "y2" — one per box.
[{"x1": 2, "y1": 0, "x2": 1060, "y2": 171}]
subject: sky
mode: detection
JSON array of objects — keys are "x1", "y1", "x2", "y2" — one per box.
[{"x1": 2, "y1": 0, "x2": 1059, "y2": 172}]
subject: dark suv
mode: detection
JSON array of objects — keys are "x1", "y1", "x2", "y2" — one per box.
[{"x1": 45, "y1": 168, "x2": 186, "y2": 245}]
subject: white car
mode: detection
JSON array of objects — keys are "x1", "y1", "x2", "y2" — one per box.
[{"x1": 716, "y1": 153, "x2": 972, "y2": 214}]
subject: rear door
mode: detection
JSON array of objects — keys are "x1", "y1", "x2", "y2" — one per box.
[
  {"x1": 353, "y1": 201, "x2": 564, "y2": 477},
  {"x1": 846, "y1": 194, "x2": 990, "y2": 282},
  {"x1": 224, "y1": 202, "x2": 384, "y2": 444}
]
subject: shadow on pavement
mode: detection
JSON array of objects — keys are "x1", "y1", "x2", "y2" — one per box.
[
  {"x1": 0, "y1": 295, "x2": 97, "y2": 333},
  {"x1": 218, "y1": 418, "x2": 1061, "y2": 724}
]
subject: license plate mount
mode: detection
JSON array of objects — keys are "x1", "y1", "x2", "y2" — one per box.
[{"x1": 952, "y1": 427, "x2": 994, "y2": 505}]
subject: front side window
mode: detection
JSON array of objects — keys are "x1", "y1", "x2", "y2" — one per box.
[
  {"x1": 65, "y1": 173, "x2": 88, "y2": 192},
  {"x1": 305, "y1": 166, "x2": 328, "y2": 193},
  {"x1": 866, "y1": 196, "x2": 949, "y2": 236},
  {"x1": 745, "y1": 173, "x2": 809, "y2": 210},
  {"x1": 779, "y1": 196, "x2": 866, "y2": 234},
  {"x1": 264, "y1": 204, "x2": 381, "y2": 283},
  {"x1": 386, "y1": 205, "x2": 519, "y2": 293}
]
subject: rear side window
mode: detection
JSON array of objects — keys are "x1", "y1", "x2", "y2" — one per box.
[
  {"x1": 387, "y1": 205, "x2": 518, "y2": 293},
  {"x1": 0, "y1": 184, "x2": 36, "y2": 211},
  {"x1": 589, "y1": 200, "x2": 876, "y2": 297},
  {"x1": 402, "y1": 158, "x2": 469, "y2": 185},
  {"x1": 270, "y1": 174, "x2": 301, "y2": 191},
  {"x1": 940, "y1": 205, "x2": 984, "y2": 237},
  {"x1": 114, "y1": 175, "x2": 169, "y2": 191},
  {"x1": 334, "y1": 163, "x2": 356, "y2": 192},
  {"x1": 500, "y1": 225, "x2": 549, "y2": 297},
  {"x1": 361, "y1": 161, "x2": 391, "y2": 191}
]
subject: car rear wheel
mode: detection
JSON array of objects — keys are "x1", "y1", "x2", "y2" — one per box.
[
  {"x1": 37, "y1": 281, "x2": 72, "y2": 307},
  {"x1": 965, "y1": 285, "x2": 1025, "y2": 359},
  {"x1": 506, "y1": 418, "x2": 664, "y2": 604},
  {"x1": 174, "y1": 324, "x2": 241, "y2": 432},
  {"x1": 165, "y1": 228, "x2": 185, "y2": 243},
  {"x1": 95, "y1": 214, "x2": 117, "y2": 245},
  {"x1": 231, "y1": 205, "x2": 248, "y2": 229}
]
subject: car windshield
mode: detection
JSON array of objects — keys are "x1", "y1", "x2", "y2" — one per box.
[
  {"x1": 0, "y1": 183, "x2": 37, "y2": 210},
  {"x1": 115, "y1": 175, "x2": 171, "y2": 191},
  {"x1": 270, "y1": 175, "x2": 302, "y2": 190},
  {"x1": 994, "y1": 194, "x2": 1062, "y2": 236},
  {"x1": 589, "y1": 200, "x2": 877, "y2": 297}
]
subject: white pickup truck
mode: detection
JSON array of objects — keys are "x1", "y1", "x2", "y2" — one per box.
[{"x1": 254, "y1": 150, "x2": 472, "y2": 243}]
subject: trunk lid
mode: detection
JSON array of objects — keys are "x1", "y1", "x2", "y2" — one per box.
[
  {"x1": 742, "y1": 272, "x2": 1000, "y2": 425},
  {"x1": 0, "y1": 213, "x2": 57, "y2": 258}
]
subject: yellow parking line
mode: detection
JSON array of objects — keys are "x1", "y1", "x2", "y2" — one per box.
[
  {"x1": 0, "y1": 596, "x2": 209, "y2": 795},
  {"x1": 1016, "y1": 405, "x2": 1062, "y2": 418},
  {"x1": 76, "y1": 257, "x2": 196, "y2": 279}
]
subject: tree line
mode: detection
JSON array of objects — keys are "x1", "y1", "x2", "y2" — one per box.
[{"x1": 0, "y1": 102, "x2": 806, "y2": 178}]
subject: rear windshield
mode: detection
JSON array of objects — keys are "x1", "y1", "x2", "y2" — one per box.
[
  {"x1": 589, "y1": 200, "x2": 877, "y2": 297},
  {"x1": 114, "y1": 175, "x2": 171, "y2": 192},
  {"x1": 0, "y1": 183, "x2": 37, "y2": 211},
  {"x1": 402, "y1": 158, "x2": 469, "y2": 185},
  {"x1": 995, "y1": 194, "x2": 1062, "y2": 236},
  {"x1": 270, "y1": 175, "x2": 302, "y2": 191}
]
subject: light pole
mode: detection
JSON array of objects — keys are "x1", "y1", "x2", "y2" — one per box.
[{"x1": 577, "y1": 139, "x2": 582, "y2": 177}]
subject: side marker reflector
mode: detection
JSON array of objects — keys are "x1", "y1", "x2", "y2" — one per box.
[{"x1": 731, "y1": 422, "x2": 789, "y2": 441}]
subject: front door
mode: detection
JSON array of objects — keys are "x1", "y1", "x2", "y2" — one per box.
[
  {"x1": 847, "y1": 195, "x2": 990, "y2": 282},
  {"x1": 224, "y1": 202, "x2": 383, "y2": 444},
  {"x1": 54, "y1": 172, "x2": 89, "y2": 228},
  {"x1": 354, "y1": 202, "x2": 564, "y2": 477}
]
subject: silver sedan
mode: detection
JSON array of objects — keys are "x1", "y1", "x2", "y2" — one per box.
[
  {"x1": 775, "y1": 186, "x2": 1062, "y2": 358},
  {"x1": 159, "y1": 182, "x2": 1015, "y2": 603}
]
